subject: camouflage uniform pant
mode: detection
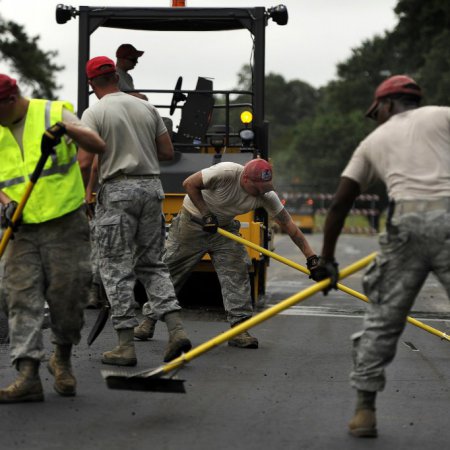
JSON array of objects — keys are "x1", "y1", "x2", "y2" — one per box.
[
  {"x1": 96, "y1": 178, "x2": 180, "y2": 330},
  {"x1": 350, "y1": 207, "x2": 450, "y2": 392},
  {"x1": 89, "y1": 218, "x2": 102, "y2": 286},
  {"x1": 163, "y1": 209, "x2": 253, "y2": 325},
  {"x1": 2, "y1": 207, "x2": 91, "y2": 366}
]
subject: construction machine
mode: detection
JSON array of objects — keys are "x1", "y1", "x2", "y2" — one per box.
[{"x1": 56, "y1": 3, "x2": 288, "y2": 308}]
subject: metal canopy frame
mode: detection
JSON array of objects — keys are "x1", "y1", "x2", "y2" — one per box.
[{"x1": 72, "y1": 5, "x2": 268, "y2": 157}]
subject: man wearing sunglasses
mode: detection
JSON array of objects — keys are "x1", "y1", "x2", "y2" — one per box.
[{"x1": 116, "y1": 43, "x2": 148, "y2": 101}]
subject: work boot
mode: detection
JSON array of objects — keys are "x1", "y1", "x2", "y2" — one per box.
[
  {"x1": 134, "y1": 317, "x2": 157, "y2": 341},
  {"x1": 47, "y1": 344, "x2": 76, "y2": 396},
  {"x1": 0, "y1": 358, "x2": 44, "y2": 403},
  {"x1": 348, "y1": 390, "x2": 378, "y2": 438},
  {"x1": 228, "y1": 320, "x2": 258, "y2": 349},
  {"x1": 163, "y1": 311, "x2": 192, "y2": 362},
  {"x1": 102, "y1": 329, "x2": 137, "y2": 366}
]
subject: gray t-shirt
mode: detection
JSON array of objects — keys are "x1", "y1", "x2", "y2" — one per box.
[
  {"x1": 81, "y1": 92, "x2": 167, "y2": 183},
  {"x1": 183, "y1": 162, "x2": 284, "y2": 225},
  {"x1": 342, "y1": 106, "x2": 450, "y2": 201}
]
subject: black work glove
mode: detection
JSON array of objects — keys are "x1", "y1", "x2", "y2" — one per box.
[
  {"x1": 306, "y1": 254, "x2": 319, "y2": 279},
  {"x1": 310, "y1": 256, "x2": 339, "y2": 295},
  {"x1": 202, "y1": 213, "x2": 219, "y2": 233},
  {"x1": 41, "y1": 122, "x2": 66, "y2": 155},
  {"x1": 0, "y1": 201, "x2": 21, "y2": 236}
]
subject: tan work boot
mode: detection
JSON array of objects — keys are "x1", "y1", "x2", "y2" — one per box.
[
  {"x1": 348, "y1": 409, "x2": 377, "y2": 437},
  {"x1": 0, "y1": 358, "x2": 44, "y2": 403},
  {"x1": 102, "y1": 329, "x2": 137, "y2": 366},
  {"x1": 348, "y1": 389, "x2": 377, "y2": 437},
  {"x1": 47, "y1": 344, "x2": 76, "y2": 396},
  {"x1": 134, "y1": 317, "x2": 157, "y2": 341},
  {"x1": 163, "y1": 311, "x2": 192, "y2": 362},
  {"x1": 228, "y1": 320, "x2": 258, "y2": 348}
]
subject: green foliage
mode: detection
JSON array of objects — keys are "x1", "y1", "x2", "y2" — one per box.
[{"x1": 0, "y1": 18, "x2": 63, "y2": 99}]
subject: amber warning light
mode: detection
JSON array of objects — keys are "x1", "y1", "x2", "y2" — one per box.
[{"x1": 172, "y1": 0, "x2": 186, "y2": 6}]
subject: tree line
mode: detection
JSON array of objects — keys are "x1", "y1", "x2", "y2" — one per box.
[
  {"x1": 1, "y1": 0, "x2": 449, "y2": 203},
  {"x1": 225, "y1": 0, "x2": 450, "y2": 202}
]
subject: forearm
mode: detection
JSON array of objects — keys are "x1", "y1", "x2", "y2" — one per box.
[
  {"x1": 156, "y1": 132, "x2": 174, "y2": 161},
  {"x1": 0, "y1": 191, "x2": 12, "y2": 205},
  {"x1": 64, "y1": 122, "x2": 106, "y2": 155},
  {"x1": 321, "y1": 177, "x2": 360, "y2": 259},
  {"x1": 275, "y1": 208, "x2": 316, "y2": 258}
]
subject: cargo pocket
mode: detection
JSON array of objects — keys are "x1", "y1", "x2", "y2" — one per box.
[
  {"x1": 97, "y1": 214, "x2": 125, "y2": 258},
  {"x1": 362, "y1": 259, "x2": 383, "y2": 304}
]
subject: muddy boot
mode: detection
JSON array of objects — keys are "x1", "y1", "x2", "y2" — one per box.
[
  {"x1": 134, "y1": 317, "x2": 157, "y2": 341},
  {"x1": 47, "y1": 344, "x2": 76, "y2": 396},
  {"x1": 348, "y1": 390, "x2": 378, "y2": 438},
  {"x1": 102, "y1": 329, "x2": 137, "y2": 366},
  {"x1": 228, "y1": 320, "x2": 258, "y2": 349},
  {"x1": 163, "y1": 311, "x2": 192, "y2": 362},
  {"x1": 0, "y1": 358, "x2": 44, "y2": 403}
]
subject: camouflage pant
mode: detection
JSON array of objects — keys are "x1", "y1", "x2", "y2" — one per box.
[
  {"x1": 350, "y1": 208, "x2": 450, "y2": 392},
  {"x1": 89, "y1": 218, "x2": 102, "y2": 286},
  {"x1": 163, "y1": 209, "x2": 253, "y2": 325},
  {"x1": 2, "y1": 207, "x2": 91, "y2": 366},
  {"x1": 96, "y1": 178, "x2": 180, "y2": 330}
]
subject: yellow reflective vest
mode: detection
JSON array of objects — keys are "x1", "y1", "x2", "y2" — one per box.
[{"x1": 0, "y1": 99, "x2": 85, "y2": 223}]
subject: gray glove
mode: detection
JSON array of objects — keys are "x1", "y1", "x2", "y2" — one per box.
[{"x1": 0, "y1": 201, "x2": 20, "y2": 237}]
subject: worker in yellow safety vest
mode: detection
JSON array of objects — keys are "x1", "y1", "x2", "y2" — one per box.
[{"x1": 0, "y1": 73, "x2": 106, "y2": 403}]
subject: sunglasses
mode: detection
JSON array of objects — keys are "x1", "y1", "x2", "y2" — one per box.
[{"x1": 126, "y1": 57, "x2": 138, "y2": 63}]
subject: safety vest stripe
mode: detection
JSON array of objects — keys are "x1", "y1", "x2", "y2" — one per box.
[
  {"x1": 45, "y1": 101, "x2": 51, "y2": 129},
  {"x1": 37, "y1": 155, "x2": 78, "y2": 178},
  {"x1": 0, "y1": 155, "x2": 78, "y2": 189},
  {"x1": 0, "y1": 176, "x2": 26, "y2": 190}
]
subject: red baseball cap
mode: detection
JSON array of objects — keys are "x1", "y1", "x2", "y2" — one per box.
[
  {"x1": 116, "y1": 44, "x2": 144, "y2": 59},
  {"x1": 243, "y1": 159, "x2": 273, "y2": 184},
  {"x1": 366, "y1": 75, "x2": 422, "y2": 119},
  {"x1": 0, "y1": 74, "x2": 18, "y2": 100},
  {"x1": 86, "y1": 56, "x2": 116, "y2": 80}
]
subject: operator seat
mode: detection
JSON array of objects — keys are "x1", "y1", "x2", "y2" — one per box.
[{"x1": 174, "y1": 77, "x2": 214, "y2": 150}]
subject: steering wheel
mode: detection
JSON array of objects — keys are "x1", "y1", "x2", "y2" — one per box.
[{"x1": 169, "y1": 76, "x2": 187, "y2": 115}]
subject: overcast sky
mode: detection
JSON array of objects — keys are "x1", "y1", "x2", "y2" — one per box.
[{"x1": 0, "y1": 0, "x2": 398, "y2": 111}]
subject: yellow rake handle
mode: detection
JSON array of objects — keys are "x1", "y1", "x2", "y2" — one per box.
[
  {"x1": 162, "y1": 252, "x2": 377, "y2": 374},
  {"x1": 217, "y1": 227, "x2": 450, "y2": 343}
]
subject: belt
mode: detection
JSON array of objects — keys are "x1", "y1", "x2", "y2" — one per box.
[
  {"x1": 104, "y1": 174, "x2": 159, "y2": 182},
  {"x1": 393, "y1": 197, "x2": 450, "y2": 216}
]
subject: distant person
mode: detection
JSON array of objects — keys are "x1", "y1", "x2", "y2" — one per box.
[
  {"x1": 134, "y1": 159, "x2": 320, "y2": 348},
  {"x1": 78, "y1": 56, "x2": 191, "y2": 366},
  {"x1": 311, "y1": 75, "x2": 450, "y2": 437},
  {"x1": 115, "y1": 43, "x2": 148, "y2": 100}
]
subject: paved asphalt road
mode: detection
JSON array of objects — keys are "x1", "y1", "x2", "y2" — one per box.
[{"x1": 0, "y1": 233, "x2": 449, "y2": 450}]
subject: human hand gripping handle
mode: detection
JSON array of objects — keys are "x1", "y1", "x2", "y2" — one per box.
[
  {"x1": 202, "y1": 213, "x2": 219, "y2": 233},
  {"x1": 309, "y1": 256, "x2": 339, "y2": 295},
  {"x1": 0, "y1": 201, "x2": 20, "y2": 238},
  {"x1": 41, "y1": 122, "x2": 67, "y2": 156}
]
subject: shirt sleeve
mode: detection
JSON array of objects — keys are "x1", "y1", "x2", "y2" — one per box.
[
  {"x1": 259, "y1": 191, "x2": 284, "y2": 217},
  {"x1": 80, "y1": 108, "x2": 99, "y2": 134},
  {"x1": 341, "y1": 141, "x2": 378, "y2": 192}
]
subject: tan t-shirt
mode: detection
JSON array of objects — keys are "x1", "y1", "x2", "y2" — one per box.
[
  {"x1": 81, "y1": 92, "x2": 167, "y2": 182},
  {"x1": 342, "y1": 106, "x2": 450, "y2": 200},
  {"x1": 182, "y1": 162, "x2": 284, "y2": 225}
]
